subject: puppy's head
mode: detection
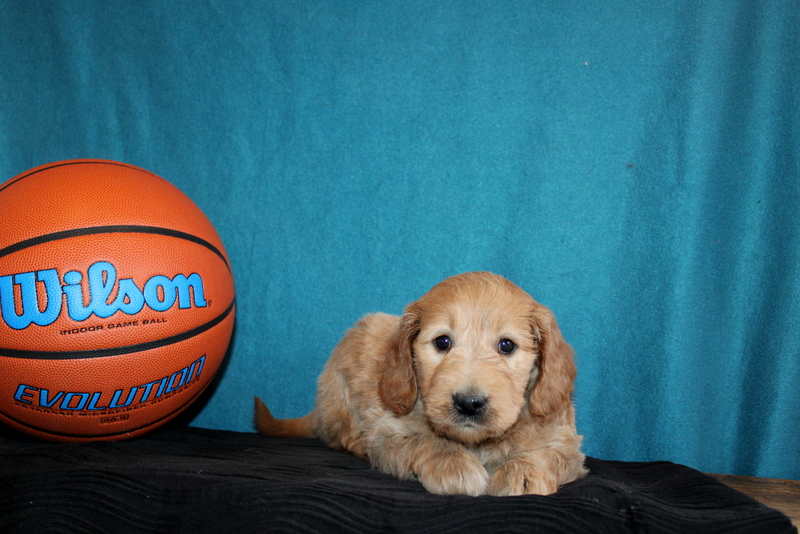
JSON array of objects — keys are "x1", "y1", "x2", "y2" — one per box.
[{"x1": 379, "y1": 272, "x2": 576, "y2": 444}]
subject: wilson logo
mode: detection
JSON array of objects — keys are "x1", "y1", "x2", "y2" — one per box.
[{"x1": 0, "y1": 261, "x2": 207, "y2": 330}]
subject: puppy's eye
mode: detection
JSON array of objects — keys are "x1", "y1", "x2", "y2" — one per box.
[
  {"x1": 433, "y1": 335, "x2": 451, "y2": 351},
  {"x1": 498, "y1": 339, "x2": 516, "y2": 355}
]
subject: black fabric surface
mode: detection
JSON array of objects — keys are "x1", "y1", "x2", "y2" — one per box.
[{"x1": 0, "y1": 426, "x2": 794, "y2": 534}]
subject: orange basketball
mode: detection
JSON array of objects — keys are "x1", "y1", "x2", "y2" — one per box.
[{"x1": 0, "y1": 160, "x2": 235, "y2": 442}]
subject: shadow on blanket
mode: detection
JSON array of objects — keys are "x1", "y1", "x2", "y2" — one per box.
[{"x1": 0, "y1": 425, "x2": 795, "y2": 533}]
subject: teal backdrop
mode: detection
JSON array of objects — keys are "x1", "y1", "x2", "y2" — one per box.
[{"x1": 1, "y1": 1, "x2": 798, "y2": 480}]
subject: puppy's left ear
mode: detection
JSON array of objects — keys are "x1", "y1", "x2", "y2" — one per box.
[
  {"x1": 529, "y1": 303, "x2": 577, "y2": 419},
  {"x1": 378, "y1": 304, "x2": 421, "y2": 416}
]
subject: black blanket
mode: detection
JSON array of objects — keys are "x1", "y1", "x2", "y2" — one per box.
[{"x1": 0, "y1": 426, "x2": 794, "y2": 533}]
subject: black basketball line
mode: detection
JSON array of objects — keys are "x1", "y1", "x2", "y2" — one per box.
[
  {"x1": 0, "y1": 378, "x2": 211, "y2": 439},
  {"x1": 0, "y1": 225, "x2": 230, "y2": 271},
  {"x1": 0, "y1": 160, "x2": 157, "y2": 195},
  {"x1": 0, "y1": 301, "x2": 234, "y2": 360}
]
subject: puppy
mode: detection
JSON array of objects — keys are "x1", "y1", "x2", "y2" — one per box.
[{"x1": 254, "y1": 271, "x2": 586, "y2": 496}]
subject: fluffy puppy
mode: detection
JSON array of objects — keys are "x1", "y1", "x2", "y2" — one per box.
[{"x1": 255, "y1": 271, "x2": 586, "y2": 496}]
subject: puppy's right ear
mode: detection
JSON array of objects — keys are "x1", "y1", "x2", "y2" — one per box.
[{"x1": 378, "y1": 304, "x2": 420, "y2": 416}]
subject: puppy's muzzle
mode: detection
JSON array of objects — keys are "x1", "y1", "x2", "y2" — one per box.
[{"x1": 452, "y1": 392, "x2": 488, "y2": 419}]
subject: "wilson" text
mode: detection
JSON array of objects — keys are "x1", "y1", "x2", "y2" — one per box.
[{"x1": 0, "y1": 261, "x2": 206, "y2": 330}]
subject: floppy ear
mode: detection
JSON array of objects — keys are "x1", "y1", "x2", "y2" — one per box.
[
  {"x1": 378, "y1": 304, "x2": 421, "y2": 416},
  {"x1": 529, "y1": 304, "x2": 577, "y2": 419}
]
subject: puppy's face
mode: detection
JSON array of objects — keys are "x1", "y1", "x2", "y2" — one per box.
[{"x1": 409, "y1": 274, "x2": 540, "y2": 444}]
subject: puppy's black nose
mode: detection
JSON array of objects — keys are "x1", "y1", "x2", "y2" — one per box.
[{"x1": 453, "y1": 393, "x2": 488, "y2": 418}]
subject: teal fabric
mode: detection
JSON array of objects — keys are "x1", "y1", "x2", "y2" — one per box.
[{"x1": 1, "y1": 1, "x2": 798, "y2": 480}]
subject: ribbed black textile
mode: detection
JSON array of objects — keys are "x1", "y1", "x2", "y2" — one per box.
[{"x1": 0, "y1": 426, "x2": 794, "y2": 533}]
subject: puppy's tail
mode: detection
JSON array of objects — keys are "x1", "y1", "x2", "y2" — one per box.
[{"x1": 254, "y1": 396, "x2": 316, "y2": 438}]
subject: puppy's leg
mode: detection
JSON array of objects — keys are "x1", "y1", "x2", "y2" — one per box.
[
  {"x1": 413, "y1": 440, "x2": 490, "y2": 496},
  {"x1": 366, "y1": 419, "x2": 490, "y2": 496},
  {"x1": 489, "y1": 448, "x2": 587, "y2": 496}
]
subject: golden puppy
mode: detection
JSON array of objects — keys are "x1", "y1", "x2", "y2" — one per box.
[{"x1": 255, "y1": 272, "x2": 586, "y2": 496}]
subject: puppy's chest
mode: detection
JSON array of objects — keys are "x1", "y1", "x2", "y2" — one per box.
[{"x1": 469, "y1": 442, "x2": 513, "y2": 474}]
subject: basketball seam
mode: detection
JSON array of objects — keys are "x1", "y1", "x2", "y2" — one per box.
[
  {"x1": 0, "y1": 225, "x2": 230, "y2": 271},
  {"x1": 0, "y1": 300, "x2": 235, "y2": 360},
  {"x1": 0, "y1": 160, "x2": 155, "y2": 195}
]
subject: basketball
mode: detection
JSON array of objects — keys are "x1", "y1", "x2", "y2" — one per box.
[{"x1": 0, "y1": 160, "x2": 235, "y2": 442}]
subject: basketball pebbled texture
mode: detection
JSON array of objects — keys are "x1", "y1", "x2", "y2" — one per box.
[{"x1": 0, "y1": 160, "x2": 235, "y2": 442}]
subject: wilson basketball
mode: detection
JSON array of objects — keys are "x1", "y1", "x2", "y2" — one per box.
[{"x1": 0, "y1": 160, "x2": 235, "y2": 442}]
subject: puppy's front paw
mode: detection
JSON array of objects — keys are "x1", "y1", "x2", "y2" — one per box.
[
  {"x1": 490, "y1": 459, "x2": 558, "y2": 496},
  {"x1": 415, "y1": 449, "x2": 489, "y2": 496}
]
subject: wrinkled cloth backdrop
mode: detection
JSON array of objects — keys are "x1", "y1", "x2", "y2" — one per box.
[{"x1": 1, "y1": 1, "x2": 797, "y2": 480}]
